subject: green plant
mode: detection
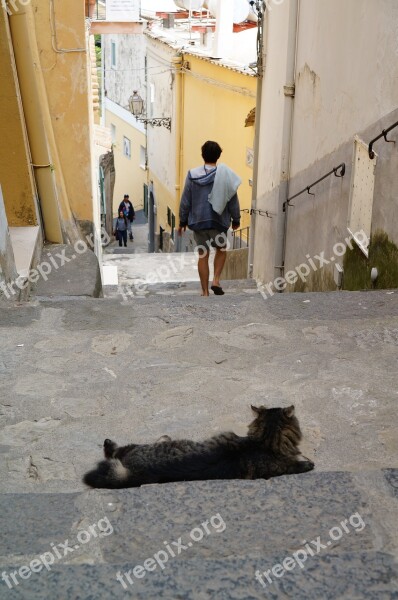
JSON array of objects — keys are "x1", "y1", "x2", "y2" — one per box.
[{"x1": 343, "y1": 230, "x2": 398, "y2": 290}]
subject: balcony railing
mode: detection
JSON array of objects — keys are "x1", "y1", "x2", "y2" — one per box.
[
  {"x1": 86, "y1": 0, "x2": 106, "y2": 20},
  {"x1": 86, "y1": 0, "x2": 142, "y2": 34}
]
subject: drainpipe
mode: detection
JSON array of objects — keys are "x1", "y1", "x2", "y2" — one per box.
[
  {"x1": 248, "y1": 4, "x2": 268, "y2": 278},
  {"x1": 8, "y1": 4, "x2": 81, "y2": 244},
  {"x1": 172, "y1": 53, "x2": 183, "y2": 252},
  {"x1": 274, "y1": 0, "x2": 300, "y2": 281}
]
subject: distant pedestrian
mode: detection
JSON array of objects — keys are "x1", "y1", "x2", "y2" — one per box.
[
  {"x1": 115, "y1": 210, "x2": 128, "y2": 247},
  {"x1": 178, "y1": 141, "x2": 241, "y2": 296},
  {"x1": 118, "y1": 194, "x2": 135, "y2": 241}
]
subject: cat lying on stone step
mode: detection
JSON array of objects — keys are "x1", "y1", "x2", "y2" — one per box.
[{"x1": 83, "y1": 405, "x2": 314, "y2": 489}]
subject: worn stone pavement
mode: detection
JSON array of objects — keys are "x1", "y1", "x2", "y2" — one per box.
[{"x1": 0, "y1": 287, "x2": 398, "y2": 598}]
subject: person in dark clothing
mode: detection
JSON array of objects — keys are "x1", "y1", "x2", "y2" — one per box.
[
  {"x1": 114, "y1": 210, "x2": 128, "y2": 247},
  {"x1": 178, "y1": 141, "x2": 241, "y2": 296},
  {"x1": 118, "y1": 194, "x2": 135, "y2": 241}
]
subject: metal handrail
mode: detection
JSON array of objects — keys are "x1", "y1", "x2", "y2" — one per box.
[
  {"x1": 232, "y1": 226, "x2": 250, "y2": 250},
  {"x1": 284, "y1": 163, "x2": 346, "y2": 211},
  {"x1": 241, "y1": 208, "x2": 274, "y2": 218},
  {"x1": 368, "y1": 119, "x2": 398, "y2": 159}
]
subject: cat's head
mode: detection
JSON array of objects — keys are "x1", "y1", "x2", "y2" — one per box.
[{"x1": 248, "y1": 405, "x2": 302, "y2": 455}]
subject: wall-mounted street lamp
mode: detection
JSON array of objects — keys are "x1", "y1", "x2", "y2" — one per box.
[{"x1": 128, "y1": 91, "x2": 171, "y2": 131}]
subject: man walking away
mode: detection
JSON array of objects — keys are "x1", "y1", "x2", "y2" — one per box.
[
  {"x1": 118, "y1": 194, "x2": 135, "y2": 241},
  {"x1": 178, "y1": 141, "x2": 241, "y2": 296}
]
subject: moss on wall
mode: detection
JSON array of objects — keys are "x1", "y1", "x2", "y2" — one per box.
[
  {"x1": 291, "y1": 266, "x2": 336, "y2": 293},
  {"x1": 343, "y1": 231, "x2": 398, "y2": 290}
]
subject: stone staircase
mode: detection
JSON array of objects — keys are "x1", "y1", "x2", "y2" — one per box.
[
  {"x1": 1, "y1": 471, "x2": 397, "y2": 599},
  {"x1": 1, "y1": 278, "x2": 398, "y2": 598}
]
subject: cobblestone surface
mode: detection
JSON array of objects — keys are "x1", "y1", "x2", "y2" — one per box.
[{"x1": 0, "y1": 286, "x2": 397, "y2": 597}]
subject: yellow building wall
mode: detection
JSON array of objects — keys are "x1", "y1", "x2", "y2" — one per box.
[
  {"x1": 180, "y1": 56, "x2": 256, "y2": 232},
  {"x1": 145, "y1": 49, "x2": 256, "y2": 241},
  {"x1": 105, "y1": 110, "x2": 147, "y2": 215},
  {"x1": 33, "y1": 0, "x2": 94, "y2": 228},
  {"x1": 151, "y1": 171, "x2": 177, "y2": 232},
  {"x1": 0, "y1": 13, "x2": 38, "y2": 227}
]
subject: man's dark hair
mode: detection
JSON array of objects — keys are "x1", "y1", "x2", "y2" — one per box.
[{"x1": 201, "y1": 141, "x2": 222, "y2": 164}]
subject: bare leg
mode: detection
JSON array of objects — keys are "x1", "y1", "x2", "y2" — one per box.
[
  {"x1": 198, "y1": 250, "x2": 210, "y2": 296},
  {"x1": 212, "y1": 248, "x2": 227, "y2": 287}
]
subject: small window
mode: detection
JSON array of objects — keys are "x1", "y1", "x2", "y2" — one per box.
[
  {"x1": 110, "y1": 123, "x2": 116, "y2": 143},
  {"x1": 150, "y1": 83, "x2": 155, "y2": 103},
  {"x1": 123, "y1": 137, "x2": 131, "y2": 159},
  {"x1": 111, "y1": 41, "x2": 117, "y2": 69},
  {"x1": 149, "y1": 83, "x2": 155, "y2": 117},
  {"x1": 139, "y1": 145, "x2": 146, "y2": 169}
]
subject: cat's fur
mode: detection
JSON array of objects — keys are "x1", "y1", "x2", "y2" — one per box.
[{"x1": 83, "y1": 405, "x2": 314, "y2": 489}]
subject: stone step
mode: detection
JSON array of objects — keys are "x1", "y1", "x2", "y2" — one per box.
[
  {"x1": 1, "y1": 471, "x2": 397, "y2": 598},
  {"x1": 34, "y1": 244, "x2": 103, "y2": 299},
  {"x1": 1, "y1": 552, "x2": 396, "y2": 599},
  {"x1": 108, "y1": 278, "x2": 259, "y2": 299}
]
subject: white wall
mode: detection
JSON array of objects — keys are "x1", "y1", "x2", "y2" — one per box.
[
  {"x1": 252, "y1": 0, "x2": 297, "y2": 283},
  {"x1": 146, "y1": 39, "x2": 177, "y2": 196},
  {"x1": 253, "y1": 0, "x2": 398, "y2": 288},
  {"x1": 290, "y1": 0, "x2": 398, "y2": 177},
  {"x1": 103, "y1": 33, "x2": 147, "y2": 110},
  {"x1": 0, "y1": 186, "x2": 17, "y2": 285}
]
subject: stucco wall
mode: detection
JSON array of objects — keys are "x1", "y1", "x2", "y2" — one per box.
[
  {"x1": 290, "y1": 0, "x2": 398, "y2": 177},
  {"x1": 146, "y1": 40, "x2": 178, "y2": 196},
  {"x1": 144, "y1": 36, "x2": 257, "y2": 239},
  {"x1": 283, "y1": 108, "x2": 398, "y2": 289},
  {"x1": 145, "y1": 38, "x2": 178, "y2": 236},
  {"x1": 181, "y1": 55, "x2": 256, "y2": 233},
  {"x1": 252, "y1": 0, "x2": 297, "y2": 283},
  {"x1": 253, "y1": 0, "x2": 398, "y2": 289},
  {"x1": 33, "y1": 0, "x2": 94, "y2": 227},
  {"x1": 103, "y1": 33, "x2": 146, "y2": 109},
  {"x1": 105, "y1": 99, "x2": 146, "y2": 215},
  {"x1": 0, "y1": 12, "x2": 38, "y2": 228},
  {"x1": 0, "y1": 186, "x2": 17, "y2": 287}
]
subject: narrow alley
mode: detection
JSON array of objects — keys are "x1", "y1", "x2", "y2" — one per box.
[{"x1": 1, "y1": 1, "x2": 398, "y2": 599}]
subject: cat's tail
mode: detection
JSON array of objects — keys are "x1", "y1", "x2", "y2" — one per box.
[{"x1": 83, "y1": 459, "x2": 132, "y2": 489}]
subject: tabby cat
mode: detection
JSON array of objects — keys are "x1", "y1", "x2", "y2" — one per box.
[{"x1": 83, "y1": 405, "x2": 314, "y2": 489}]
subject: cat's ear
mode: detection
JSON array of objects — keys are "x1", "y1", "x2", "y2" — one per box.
[
  {"x1": 251, "y1": 405, "x2": 260, "y2": 414},
  {"x1": 283, "y1": 405, "x2": 295, "y2": 417}
]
